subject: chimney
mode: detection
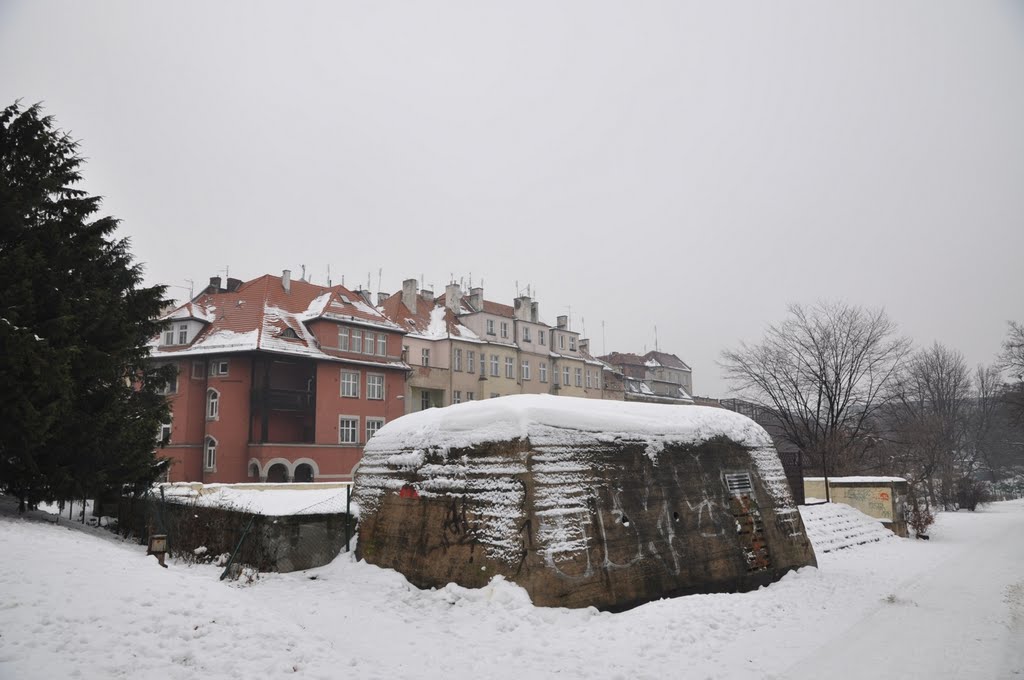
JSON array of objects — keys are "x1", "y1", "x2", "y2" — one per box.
[
  {"x1": 356, "y1": 288, "x2": 373, "y2": 306},
  {"x1": 445, "y1": 283, "x2": 463, "y2": 313},
  {"x1": 469, "y1": 287, "x2": 484, "y2": 312},
  {"x1": 421, "y1": 288, "x2": 434, "y2": 305},
  {"x1": 579, "y1": 339, "x2": 590, "y2": 354},
  {"x1": 281, "y1": 270, "x2": 291, "y2": 294},
  {"x1": 530, "y1": 301, "x2": 539, "y2": 323},
  {"x1": 401, "y1": 278, "x2": 418, "y2": 314},
  {"x1": 513, "y1": 296, "x2": 531, "y2": 321},
  {"x1": 377, "y1": 291, "x2": 389, "y2": 306},
  {"x1": 226, "y1": 277, "x2": 242, "y2": 293},
  {"x1": 209, "y1": 276, "x2": 222, "y2": 293},
  {"x1": 556, "y1": 315, "x2": 568, "y2": 330}
]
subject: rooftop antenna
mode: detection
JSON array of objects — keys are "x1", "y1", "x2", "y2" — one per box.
[
  {"x1": 184, "y1": 278, "x2": 194, "y2": 299},
  {"x1": 515, "y1": 280, "x2": 519, "y2": 297},
  {"x1": 377, "y1": 268, "x2": 382, "y2": 295},
  {"x1": 469, "y1": 272, "x2": 473, "y2": 288},
  {"x1": 582, "y1": 316, "x2": 586, "y2": 338},
  {"x1": 654, "y1": 325, "x2": 659, "y2": 352},
  {"x1": 341, "y1": 274, "x2": 345, "y2": 287},
  {"x1": 602, "y1": 320, "x2": 606, "y2": 355},
  {"x1": 367, "y1": 272, "x2": 371, "y2": 291},
  {"x1": 301, "y1": 264, "x2": 306, "y2": 282},
  {"x1": 327, "y1": 264, "x2": 332, "y2": 287}
]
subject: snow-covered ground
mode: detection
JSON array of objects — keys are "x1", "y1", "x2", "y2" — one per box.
[{"x1": 1, "y1": 498, "x2": 1022, "y2": 680}]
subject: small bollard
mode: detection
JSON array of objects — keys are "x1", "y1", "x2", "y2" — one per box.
[{"x1": 147, "y1": 533, "x2": 168, "y2": 568}]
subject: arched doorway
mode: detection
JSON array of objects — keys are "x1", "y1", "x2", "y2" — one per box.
[
  {"x1": 294, "y1": 463, "x2": 314, "y2": 483},
  {"x1": 266, "y1": 463, "x2": 289, "y2": 483}
]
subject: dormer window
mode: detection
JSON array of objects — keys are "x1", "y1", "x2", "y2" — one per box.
[
  {"x1": 486, "y1": 319, "x2": 495, "y2": 336},
  {"x1": 281, "y1": 328, "x2": 299, "y2": 339},
  {"x1": 570, "y1": 336, "x2": 577, "y2": 352},
  {"x1": 177, "y1": 324, "x2": 188, "y2": 344},
  {"x1": 162, "y1": 322, "x2": 190, "y2": 346}
]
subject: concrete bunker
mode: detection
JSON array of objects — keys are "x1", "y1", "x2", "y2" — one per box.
[{"x1": 354, "y1": 395, "x2": 816, "y2": 611}]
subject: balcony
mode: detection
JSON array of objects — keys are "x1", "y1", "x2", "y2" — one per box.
[{"x1": 251, "y1": 388, "x2": 313, "y2": 412}]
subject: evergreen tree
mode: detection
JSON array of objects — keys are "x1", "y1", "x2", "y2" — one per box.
[{"x1": 0, "y1": 101, "x2": 173, "y2": 512}]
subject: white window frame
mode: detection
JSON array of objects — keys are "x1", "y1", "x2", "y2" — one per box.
[
  {"x1": 204, "y1": 436, "x2": 217, "y2": 470},
  {"x1": 421, "y1": 347, "x2": 430, "y2": 367},
  {"x1": 505, "y1": 356, "x2": 514, "y2": 378},
  {"x1": 351, "y1": 329, "x2": 362, "y2": 354},
  {"x1": 575, "y1": 367, "x2": 582, "y2": 387},
  {"x1": 377, "y1": 334, "x2": 387, "y2": 356},
  {"x1": 490, "y1": 355, "x2": 499, "y2": 376},
  {"x1": 339, "y1": 416, "x2": 359, "y2": 444},
  {"x1": 539, "y1": 331, "x2": 546, "y2": 346},
  {"x1": 206, "y1": 389, "x2": 219, "y2": 420},
  {"x1": 210, "y1": 360, "x2": 229, "y2": 377},
  {"x1": 563, "y1": 366, "x2": 570, "y2": 386},
  {"x1": 364, "y1": 331, "x2": 375, "y2": 355},
  {"x1": 466, "y1": 391, "x2": 475, "y2": 401},
  {"x1": 338, "y1": 326, "x2": 349, "y2": 351},
  {"x1": 454, "y1": 348, "x2": 462, "y2": 371},
  {"x1": 162, "y1": 328, "x2": 175, "y2": 345},
  {"x1": 500, "y1": 321, "x2": 508, "y2": 338},
  {"x1": 523, "y1": 327, "x2": 531, "y2": 342},
  {"x1": 157, "y1": 421, "x2": 172, "y2": 444},
  {"x1": 570, "y1": 336, "x2": 577, "y2": 352},
  {"x1": 367, "y1": 373, "x2": 384, "y2": 400},
  {"x1": 559, "y1": 334, "x2": 565, "y2": 350},
  {"x1": 486, "y1": 319, "x2": 495, "y2": 335},
  {"x1": 366, "y1": 418, "x2": 385, "y2": 440},
  {"x1": 539, "y1": 363, "x2": 547, "y2": 383},
  {"x1": 176, "y1": 323, "x2": 188, "y2": 345},
  {"x1": 341, "y1": 370, "x2": 360, "y2": 398},
  {"x1": 521, "y1": 360, "x2": 530, "y2": 380},
  {"x1": 453, "y1": 390, "x2": 462, "y2": 404},
  {"x1": 467, "y1": 351, "x2": 475, "y2": 374}
]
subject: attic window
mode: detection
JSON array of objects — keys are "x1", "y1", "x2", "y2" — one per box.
[
  {"x1": 725, "y1": 472, "x2": 754, "y2": 496},
  {"x1": 281, "y1": 327, "x2": 299, "y2": 339}
]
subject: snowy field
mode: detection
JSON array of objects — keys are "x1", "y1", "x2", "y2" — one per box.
[{"x1": 1, "y1": 499, "x2": 1022, "y2": 680}]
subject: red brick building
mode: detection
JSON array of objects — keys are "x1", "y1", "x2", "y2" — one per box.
[{"x1": 150, "y1": 271, "x2": 408, "y2": 483}]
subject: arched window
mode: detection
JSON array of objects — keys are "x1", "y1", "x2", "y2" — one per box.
[
  {"x1": 206, "y1": 389, "x2": 220, "y2": 420},
  {"x1": 204, "y1": 436, "x2": 217, "y2": 470}
]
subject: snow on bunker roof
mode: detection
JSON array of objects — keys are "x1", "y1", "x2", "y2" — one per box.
[{"x1": 366, "y1": 393, "x2": 773, "y2": 457}]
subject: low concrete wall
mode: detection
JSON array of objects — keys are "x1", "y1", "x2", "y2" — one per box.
[
  {"x1": 804, "y1": 477, "x2": 908, "y2": 537},
  {"x1": 119, "y1": 496, "x2": 352, "y2": 572}
]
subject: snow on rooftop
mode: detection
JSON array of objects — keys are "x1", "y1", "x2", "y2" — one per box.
[
  {"x1": 299, "y1": 291, "x2": 335, "y2": 320},
  {"x1": 804, "y1": 476, "x2": 907, "y2": 484},
  {"x1": 158, "y1": 482, "x2": 354, "y2": 516},
  {"x1": 186, "y1": 328, "x2": 259, "y2": 353},
  {"x1": 425, "y1": 305, "x2": 448, "y2": 339}
]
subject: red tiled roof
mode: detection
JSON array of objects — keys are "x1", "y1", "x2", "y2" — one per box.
[
  {"x1": 599, "y1": 352, "x2": 646, "y2": 367},
  {"x1": 643, "y1": 351, "x2": 691, "y2": 371},
  {"x1": 151, "y1": 274, "x2": 404, "y2": 364},
  {"x1": 377, "y1": 292, "x2": 478, "y2": 340}
]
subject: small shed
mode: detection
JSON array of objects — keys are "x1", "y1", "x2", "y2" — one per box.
[
  {"x1": 804, "y1": 477, "x2": 909, "y2": 537},
  {"x1": 354, "y1": 395, "x2": 816, "y2": 611}
]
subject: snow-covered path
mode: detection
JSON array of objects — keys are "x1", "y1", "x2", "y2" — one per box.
[
  {"x1": 785, "y1": 502, "x2": 1024, "y2": 679},
  {"x1": 1, "y1": 499, "x2": 1022, "y2": 679}
]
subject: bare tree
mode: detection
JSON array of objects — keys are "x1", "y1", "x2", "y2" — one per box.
[
  {"x1": 721, "y1": 301, "x2": 911, "y2": 498},
  {"x1": 998, "y1": 321, "x2": 1024, "y2": 421},
  {"x1": 886, "y1": 343, "x2": 972, "y2": 509}
]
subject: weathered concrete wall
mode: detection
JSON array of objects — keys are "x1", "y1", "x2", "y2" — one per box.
[
  {"x1": 357, "y1": 438, "x2": 816, "y2": 611},
  {"x1": 119, "y1": 498, "x2": 351, "y2": 572},
  {"x1": 804, "y1": 477, "x2": 908, "y2": 537}
]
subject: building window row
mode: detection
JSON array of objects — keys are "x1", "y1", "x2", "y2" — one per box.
[
  {"x1": 341, "y1": 370, "x2": 385, "y2": 399},
  {"x1": 339, "y1": 415, "x2": 385, "y2": 445},
  {"x1": 339, "y1": 326, "x2": 388, "y2": 356}
]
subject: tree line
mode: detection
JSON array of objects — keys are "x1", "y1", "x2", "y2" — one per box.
[{"x1": 722, "y1": 302, "x2": 1024, "y2": 521}]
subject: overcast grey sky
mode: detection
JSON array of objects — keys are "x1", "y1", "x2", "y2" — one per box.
[{"x1": 3, "y1": 1, "x2": 1022, "y2": 397}]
